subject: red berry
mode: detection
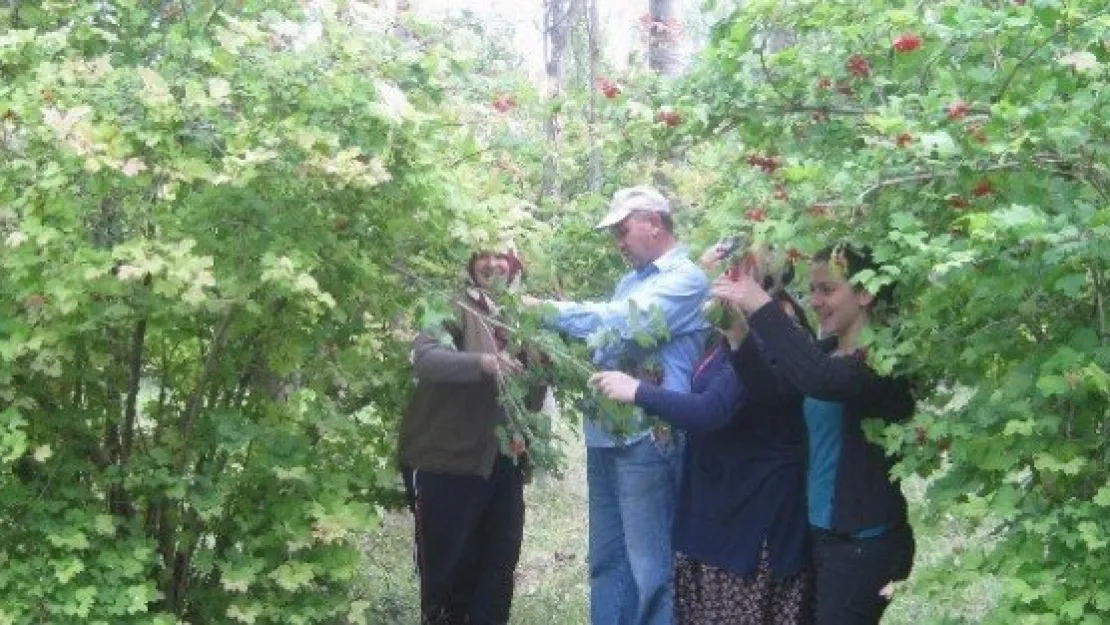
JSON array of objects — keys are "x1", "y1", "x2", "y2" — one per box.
[
  {"x1": 817, "y1": 76, "x2": 832, "y2": 89},
  {"x1": 596, "y1": 77, "x2": 622, "y2": 100},
  {"x1": 972, "y1": 179, "x2": 994, "y2": 197},
  {"x1": 509, "y1": 436, "x2": 527, "y2": 456},
  {"x1": 893, "y1": 33, "x2": 923, "y2": 53},
  {"x1": 896, "y1": 132, "x2": 914, "y2": 147},
  {"x1": 657, "y1": 109, "x2": 682, "y2": 127},
  {"x1": 809, "y1": 203, "x2": 831, "y2": 218},
  {"x1": 847, "y1": 55, "x2": 871, "y2": 78},
  {"x1": 967, "y1": 122, "x2": 988, "y2": 144},
  {"x1": 786, "y1": 248, "x2": 804, "y2": 264},
  {"x1": 746, "y1": 154, "x2": 781, "y2": 174},
  {"x1": 947, "y1": 100, "x2": 970, "y2": 120},
  {"x1": 746, "y1": 207, "x2": 768, "y2": 222},
  {"x1": 947, "y1": 194, "x2": 969, "y2": 209}
]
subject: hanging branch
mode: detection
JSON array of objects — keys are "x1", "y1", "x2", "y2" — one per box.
[
  {"x1": 1094, "y1": 266, "x2": 1108, "y2": 347},
  {"x1": 176, "y1": 305, "x2": 239, "y2": 471},
  {"x1": 756, "y1": 39, "x2": 796, "y2": 107},
  {"x1": 392, "y1": 262, "x2": 596, "y2": 377},
  {"x1": 993, "y1": 8, "x2": 1110, "y2": 103},
  {"x1": 856, "y1": 154, "x2": 1075, "y2": 204}
]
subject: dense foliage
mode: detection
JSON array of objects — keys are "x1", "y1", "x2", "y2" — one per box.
[
  {"x1": 0, "y1": 1, "x2": 547, "y2": 622},
  {"x1": 3, "y1": 0, "x2": 1108, "y2": 622},
  {"x1": 677, "y1": 0, "x2": 1110, "y2": 621}
]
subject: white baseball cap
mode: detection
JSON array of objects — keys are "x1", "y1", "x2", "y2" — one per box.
[{"x1": 595, "y1": 185, "x2": 672, "y2": 229}]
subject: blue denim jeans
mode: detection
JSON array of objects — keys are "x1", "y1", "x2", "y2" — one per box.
[{"x1": 587, "y1": 432, "x2": 683, "y2": 625}]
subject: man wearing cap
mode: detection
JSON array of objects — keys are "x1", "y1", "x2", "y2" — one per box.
[{"x1": 524, "y1": 186, "x2": 711, "y2": 625}]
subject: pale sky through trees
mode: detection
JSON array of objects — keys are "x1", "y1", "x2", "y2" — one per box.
[{"x1": 406, "y1": 0, "x2": 710, "y2": 80}]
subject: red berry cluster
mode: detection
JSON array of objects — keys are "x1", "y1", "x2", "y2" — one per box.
[
  {"x1": 946, "y1": 100, "x2": 970, "y2": 120},
  {"x1": 972, "y1": 179, "x2": 994, "y2": 197},
  {"x1": 966, "y1": 121, "x2": 988, "y2": 144},
  {"x1": 657, "y1": 109, "x2": 682, "y2": 127},
  {"x1": 492, "y1": 95, "x2": 518, "y2": 113},
  {"x1": 847, "y1": 55, "x2": 872, "y2": 78},
  {"x1": 746, "y1": 153, "x2": 782, "y2": 174},
  {"x1": 893, "y1": 33, "x2": 923, "y2": 53},
  {"x1": 595, "y1": 76, "x2": 622, "y2": 100}
]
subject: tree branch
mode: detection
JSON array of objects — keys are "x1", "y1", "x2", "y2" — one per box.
[
  {"x1": 120, "y1": 316, "x2": 147, "y2": 477},
  {"x1": 1094, "y1": 266, "x2": 1107, "y2": 347},
  {"x1": 176, "y1": 306, "x2": 238, "y2": 471},
  {"x1": 392, "y1": 263, "x2": 595, "y2": 377},
  {"x1": 757, "y1": 39, "x2": 795, "y2": 106},
  {"x1": 993, "y1": 8, "x2": 1110, "y2": 103},
  {"x1": 856, "y1": 155, "x2": 1074, "y2": 203}
]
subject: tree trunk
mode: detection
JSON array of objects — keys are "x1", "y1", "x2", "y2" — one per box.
[
  {"x1": 541, "y1": 0, "x2": 576, "y2": 201},
  {"x1": 585, "y1": 0, "x2": 602, "y2": 192},
  {"x1": 647, "y1": 0, "x2": 681, "y2": 77}
]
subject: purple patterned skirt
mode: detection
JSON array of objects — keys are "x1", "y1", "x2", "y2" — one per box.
[{"x1": 674, "y1": 545, "x2": 815, "y2": 625}]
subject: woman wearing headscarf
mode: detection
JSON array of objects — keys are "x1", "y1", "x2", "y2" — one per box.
[{"x1": 398, "y1": 250, "x2": 547, "y2": 625}]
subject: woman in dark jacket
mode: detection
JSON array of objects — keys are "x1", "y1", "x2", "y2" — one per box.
[
  {"x1": 398, "y1": 250, "x2": 547, "y2": 625},
  {"x1": 591, "y1": 246, "x2": 815, "y2": 625},
  {"x1": 712, "y1": 244, "x2": 915, "y2": 625}
]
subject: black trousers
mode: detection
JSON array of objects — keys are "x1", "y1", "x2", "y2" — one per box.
[
  {"x1": 402, "y1": 457, "x2": 525, "y2": 625},
  {"x1": 812, "y1": 524, "x2": 914, "y2": 625}
]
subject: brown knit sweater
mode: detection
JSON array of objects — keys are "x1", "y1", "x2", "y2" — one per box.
[{"x1": 398, "y1": 293, "x2": 547, "y2": 478}]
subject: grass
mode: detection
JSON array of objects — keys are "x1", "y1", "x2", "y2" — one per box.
[
  {"x1": 358, "y1": 434, "x2": 998, "y2": 624},
  {"x1": 357, "y1": 432, "x2": 590, "y2": 625}
]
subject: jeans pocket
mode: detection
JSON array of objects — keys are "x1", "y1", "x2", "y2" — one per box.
[{"x1": 648, "y1": 424, "x2": 676, "y2": 459}]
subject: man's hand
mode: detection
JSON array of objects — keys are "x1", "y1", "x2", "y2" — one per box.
[
  {"x1": 479, "y1": 352, "x2": 524, "y2": 377},
  {"x1": 698, "y1": 242, "x2": 729, "y2": 272},
  {"x1": 711, "y1": 271, "x2": 772, "y2": 315},
  {"x1": 589, "y1": 371, "x2": 641, "y2": 403}
]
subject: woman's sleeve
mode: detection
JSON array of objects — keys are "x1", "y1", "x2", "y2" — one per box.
[
  {"x1": 633, "y1": 364, "x2": 746, "y2": 433},
  {"x1": 745, "y1": 302, "x2": 914, "y2": 422}
]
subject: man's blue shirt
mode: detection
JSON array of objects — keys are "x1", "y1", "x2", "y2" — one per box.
[{"x1": 546, "y1": 246, "x2": 711, "y2": 446}]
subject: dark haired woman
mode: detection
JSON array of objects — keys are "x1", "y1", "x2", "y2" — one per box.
[
  {"x1": 712, "y1": 245, "x2": 915, "y2": 625},
  {"x1": 591, "y1": 246, "x2": 815, "y2": 625}
]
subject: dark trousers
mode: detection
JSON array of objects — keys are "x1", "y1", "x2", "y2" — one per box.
[
  {"x1": 812, "y1": 524, "x2": 914, "y2": 625},
  {"x1": 402, "y1": 457, "x2": 525, "y2": 625}
]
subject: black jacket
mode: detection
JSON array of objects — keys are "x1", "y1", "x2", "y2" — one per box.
[{"x1": 744, "y1": 302, "x2": 915, "y2": 535}]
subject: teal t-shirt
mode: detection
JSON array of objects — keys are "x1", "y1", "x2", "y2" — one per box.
[
  {"x1": 803, "y1": 397, "x2": 843, "y2": 530},
  {"x1": 803, "y1": 396, "x2": 888, "y2": 538}
]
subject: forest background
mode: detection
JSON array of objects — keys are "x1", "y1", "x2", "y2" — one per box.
[{"x1": 1, "y1": 0, "x2": 1108, "y2": 623}]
